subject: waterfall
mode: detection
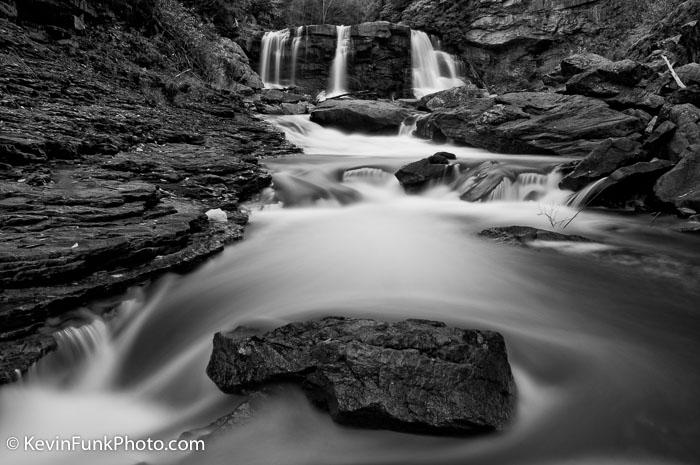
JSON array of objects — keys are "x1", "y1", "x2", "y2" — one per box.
[
  {"x1": 27, "y1": 317, "x2": 114, "y2": 388},
  {"x1": 567, "y1": 177, "x2": 612, "y2": 209},
  {"x1": 260, "y1": 29, "x2": 290, "y2": 88},
  {"x1": 411, "y1": 30, "x2": 465, "y2": 98},
  {"x1": 291, "y1": 26, "x2": 305, "y2": 85},
  {"x1": 487, "y1": 172, "x2": 564, "y2": 202},
  {"x1": 398, "y1": 116, "x2": 418, "y2": 137},
  {"x1": 328, "y1": 25, "x2": 352, "y2": 97}
]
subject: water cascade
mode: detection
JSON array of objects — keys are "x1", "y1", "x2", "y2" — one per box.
[
  {"x1": 567, "y1": 177, "x2": 613, "y2": 208},
  {"x1": 411, "y1": 30, "x2": 465, "y2": 98},
  {"x1": 260, "y1": 29, "x2": 290, "y2": 88},
  {"x1": 328, "y1": 25, "x2": 352, "y2": 97},
  {"x1": 290, "y1": 26, "x2": 305, "y2": 85},
  {"x1": 487, "y1": 172, "x2": 565, "y2": 202}
]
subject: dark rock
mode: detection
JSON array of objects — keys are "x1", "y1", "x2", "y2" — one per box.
[
  {"x1": 395, "y1": 154, "x2": 455, "y2": 193},
  {"x1": 676, "y1": 63, "x2": 700, "y2": 87},
  {"x1": 180, "y1": 392, "x2": 270, "y2": 442},
  {"x1": 416, "y1": 92, "x2": 646, "y2": 157},
  {"x1": 206, "y1": 317, "x2": 517, "y2": 435},
  {"x1": 654, "y1": 144, "x2": 700, "y2": 211},
  {"x1": 455, "y1": 161, "x2": 520, "y2": 202},
  {"x1": 481, "y1": 225, "x2": 700, "y2": 284},
  {"x1": 479, "y1": 226, "x2": 590, "y2": 246},
  {"x1": 596, "y1": 159, "x2": 676, "y2": 210},
  {"x1": 311, "y1": 99, "x2": 414, "y2": 134},
  {"x1": 417, "y1": 85, "x2": 490, "y2": 112},
  {"x1": 560, "y1": 137, "x2": 645, "y2": 191},
  {"x1": 0, "y1": 15, "x2": 294, "y2": 383},
  {"x1": 643, "y1": 121, "x2": 677, "y2": 157},
  {"x1": 560, "y1": 53, "x2": 612, "y2": 79},
  {"x1": 663, "y1": 103, "x2": 700, "y2": 162}
]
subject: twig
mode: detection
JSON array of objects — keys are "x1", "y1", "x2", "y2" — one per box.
[
  {"x1": 662, "y1": 55, "x2": 686, "y2": 89},
  {"x1": 175, "y1": 68, "x2": 192, "y2": 78}
]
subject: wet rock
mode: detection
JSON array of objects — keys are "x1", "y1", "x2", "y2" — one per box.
[
  {"x1": 180, "y1": 392, "x2": 271, "y2": 442},
  {"x1": 416, "y1": 92, "x2": 646, "y2": 157},
  {"x1": 395, "y1": 153, "x2": 455, "y2": 193},
  {"x1": 417, "y1": 85, "x2": 490, "y2": 112},
  {"x1": 311, "y1": 99, "x2": 414, "y2": 134},
  {"x1": 595, "y1": 159, "x2": 676, "y2": 210},
  {"x1": 479, "y1": 226, "x2": 590, "y2": 246},
  {"x1": 481, "y1": 226, "x2": 700, "y2": 284},
  {"x1": 654, "y1": 145, "x2": 700, "y2": 211},
  {"x1": 560, "y1": 137, "x2": 645, "y2": 191},
  {"x1": 207, "y1": 317, "x2": 516, "y2": 435}
]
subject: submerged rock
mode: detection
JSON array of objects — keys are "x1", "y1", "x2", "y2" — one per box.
[
  {"x1": 310, "y1": 99, "x2": 414, "y2": 134},
  {"x1": 207, "y1": 317, "x2": 517, "y2": 435},
  {"x1": 479, "y1": 226, "x2": 590, "y2": 246}
]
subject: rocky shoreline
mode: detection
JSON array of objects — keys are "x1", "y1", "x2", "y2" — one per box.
[{"x1": 0, "y1": 7, "x2": 295, "y2": 383}]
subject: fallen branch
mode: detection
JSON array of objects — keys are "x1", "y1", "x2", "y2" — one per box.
[{"x1": 662, "y1": 55, "x2": 686, "y2": 89}]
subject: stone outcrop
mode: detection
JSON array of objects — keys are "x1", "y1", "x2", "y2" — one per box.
[
  {"x1": 310, "y1": 99, "x2": 414, "y2": 133},
  {"x1": 0, "y1": 5, "x2": 292, "y2": 383},
  {"x1": 207, "y1": 317, "x2": 517, "y2": 435},
  {"x1": 415, "y1": 92, "x2": 647, "y2": 157}
]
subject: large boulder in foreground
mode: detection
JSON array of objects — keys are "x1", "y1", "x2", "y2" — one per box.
[
  {"x1": 310, "y1": 99, "x2": 413, "y2": 133},
  {"x1": 207, "y1": 317, "x2": 516, "y2": 435},
  {"x1": 416, "y1": 92, "x2": 646, "y2": 157}
]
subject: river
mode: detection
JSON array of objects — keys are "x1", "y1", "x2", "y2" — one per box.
[{"x1": 1, "y1": 115, "x2": 699, "y2": 465}]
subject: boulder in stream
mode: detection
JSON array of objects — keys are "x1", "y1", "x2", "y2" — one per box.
[
  {"x1": 310, "y1": 99, "x2": 414, "y2": 134},
  {"x1": 206, "y1": 317, "x2": 517, "y2": 435},
  {"x1": 395, "y1": 152, "x2": 456, "y2": 193}
]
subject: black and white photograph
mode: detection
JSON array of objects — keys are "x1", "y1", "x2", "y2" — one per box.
[{"x1": 1, "y1": 0, "x2": 699, "y2": 464}]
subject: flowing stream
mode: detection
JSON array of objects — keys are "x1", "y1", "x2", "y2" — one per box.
[{"x1": 1, "y1": 116, "x2": 699, "y2": 465}]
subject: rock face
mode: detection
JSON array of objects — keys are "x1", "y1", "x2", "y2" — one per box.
[
  {"x1": 0, "y1": 8, "x2": 292, "y2": 383},
  {"x1": 207, "y1": 317, "x2": 517, "y2": 435},
  {"x1": 380, "y1": 0, "x2": 688, "y2": 93},
  {"x1": 246, "y1": 22, "x2": 412, "y2": 98},
  {"x1": 416, "y1": 92, "x2": 646, "y2": 157},
  {"x1": 310, "y1": 99, "x2": 414, "y2": 133}
]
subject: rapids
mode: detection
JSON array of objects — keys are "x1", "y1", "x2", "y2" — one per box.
[{"x1": 1, "y1": 116, "x2": 699, "y2": 465}]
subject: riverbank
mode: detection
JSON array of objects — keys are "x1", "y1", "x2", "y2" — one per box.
[{"x1": 0, "y1": 9, "x2": 295, "y2": 382}]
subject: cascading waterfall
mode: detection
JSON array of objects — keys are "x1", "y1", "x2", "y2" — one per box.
[
  {"x1": 487, "y1": 172, "x2": 565, "y2": 202},
  {"x1": 290, "y1": 26, "x2": 305, "y2": 85},
  {"x1": 260, "y1": 29, "x2": 291, "y2": 88},
  {"x1": 567, "y1": 177, "x2": 612, "y2": 208},
  {"x1": 328, "y1": 25, "x2": 352, "y2": 97},
  {"x1": 411, "y1": 30, "x2": 465, "y2": 98},
  {"x1": 398, "y1": 116, "x2": 419, "y2": 137}
]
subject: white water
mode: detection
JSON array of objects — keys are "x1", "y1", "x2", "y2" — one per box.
[
  {"x1": 328, "y1": 25, "x2": 352, "y2": 97},
  {"x1": 411, "y1": 30, "x2": 465, "y2": 98},
  {"x1": 290, "y1": 26, "x2": 305, "y2": 86},
  {"x1": 259, "y1": 29, "x2": 290, "y2": 88},
  {"x1": 2, "y1": 115, "x2": 699, "y2": 465}
]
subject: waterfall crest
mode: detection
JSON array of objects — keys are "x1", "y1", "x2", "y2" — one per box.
[
  {"x1": 328, "y1": 25, "x2": 352, "y2": 97},
  {"x1": 411, "y1": 30, "x2": 465, "y2": 98}
]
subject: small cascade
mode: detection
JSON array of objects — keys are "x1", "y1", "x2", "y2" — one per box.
[
  {"x1": 567, "y1": 177, "x2": 613, "y2": 209},
  {"x1": 290, "y1": 26, "x2": 305, "y2": 85},
  {"x1": 260, "y1": 29, "x2": 291, "y2": 88},
  {"x1": 411, "y1": 30, "x2": 465, "y2": 98},
  {"x1": 398, "y1": 116, "x2": 418, "y2": 137},
  {"x1": 328, "y1": 25, "x2": 352, "y2": 97},
  {"x1": 488, "y1": 172, "x2": 563, "y2": 202},
  {"x1": 342, "y1": 167, "x2": 393, "y2": 186},
  {"x1": 27, "y1": 317, "x2": 113, "y2": 388}
]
